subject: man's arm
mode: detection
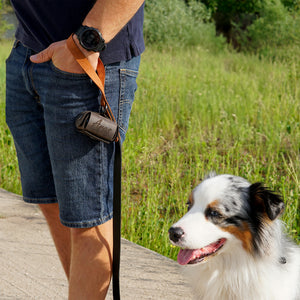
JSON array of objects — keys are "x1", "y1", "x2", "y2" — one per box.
[
  {"x1": 30, "y1": 0, "x2": 144, "y2": 73},
  {"x1": 83, "y1": 0, "x2": 144, "y2": 43}
]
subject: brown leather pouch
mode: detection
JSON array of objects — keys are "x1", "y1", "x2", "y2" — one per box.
[{"x1": 75, "y1": 111, "x2": 118, "y2": 143}]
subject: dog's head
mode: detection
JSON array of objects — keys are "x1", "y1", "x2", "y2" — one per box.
[{"x1": 169, "y1": 173, "x2": 285, "y2": 265}]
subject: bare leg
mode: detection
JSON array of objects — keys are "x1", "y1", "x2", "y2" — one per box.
[
  {"x1": 39, "y1": 203, "x2": 113, "y2": 299},
  {"x1": 39, "y1": 203, "x2": 71, "y2": 278},
  {"x1": 68, "y1": 220, "x2": 113, "y2": 300}
]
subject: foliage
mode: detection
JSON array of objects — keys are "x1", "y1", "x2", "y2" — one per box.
[
  {"x1": 0, "y1": 0, "x2": 13, "y2": 40},
  {"x1": 281, "y1": 0, "x2": 300, "y2": 11},
  {"x1": 143, "y1": 0, "x2": 225, "y2": 51},
  {"x1": 144, "y1": 0, "x2": 300, "y2": 59},
  {"x1": 197, "y1": 0, "x2": 262, "y2": 46},
  {"x1": 201, "y1": 0, "x2": 262, "y2": 15},
  {"x1": 195, "y1": 0, "x2": 300, "y2": 54},
  {"x1": 245, "y1": 0, "x2": 300, "y2": 54}
]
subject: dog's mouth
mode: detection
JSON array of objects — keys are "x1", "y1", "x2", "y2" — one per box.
[{"x1": 177, "y1": 238, "x2": 226, "y2": 265}]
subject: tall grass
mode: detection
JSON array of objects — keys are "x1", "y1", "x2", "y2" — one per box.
[
  {"x1": 0, "y1": 40, "x2": 20, "y2": 194},
  {"x1": 0, "y1": 40, "x2": 299, "y2": 260},
  {"x1": 121, "y1": 46, "x2": 299, "y2": 259}
]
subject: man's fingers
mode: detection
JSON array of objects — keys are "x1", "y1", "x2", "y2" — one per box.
[{"x1": 30, "y1": 44, "x2": 55, "y2": 63}]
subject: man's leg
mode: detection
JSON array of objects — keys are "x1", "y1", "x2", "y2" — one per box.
[
  {"x1": 39, "y1": 203, "x2": 113, "y2": 300},
  {"x1": 68, "y1": 220, "x2": 113, "y2": 300},
  {"x1": 39, "y1": 203, "x2": 71, "y2": 278}
]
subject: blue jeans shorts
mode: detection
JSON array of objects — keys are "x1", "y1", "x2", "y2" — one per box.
[{"x1": 6, "y1": 41, "x2": 140, "y2": 228}]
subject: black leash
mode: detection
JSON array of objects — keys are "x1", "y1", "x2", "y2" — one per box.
[
  {"x1": 66, "y1": 36, "x2": 122, "y2": 300},
  {"x1": 113, "y1": 140, "x2": 122, "y2": 300}
]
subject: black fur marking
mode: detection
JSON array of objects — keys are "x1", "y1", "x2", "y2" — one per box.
[
  {"x1": 225, "y1": 216, "x2": 247, "y2": 227},
  {"x1": 279, "y1": 257, "x2": 287, "y2": 264},
  {"x1": 247, "y1": 183, "x2": 285, "y2": 256},
  {"x1": 249, "y1": 183, "x2": 285, "y2": 221}
]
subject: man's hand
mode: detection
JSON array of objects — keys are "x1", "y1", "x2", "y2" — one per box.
[{"x1": 30, "y1": 39, "x2": 99, "y2": 74}]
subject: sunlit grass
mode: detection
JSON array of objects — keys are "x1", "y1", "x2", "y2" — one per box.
[{"x1": 0, "y1": 40, "x2": 299, "y2": 260}]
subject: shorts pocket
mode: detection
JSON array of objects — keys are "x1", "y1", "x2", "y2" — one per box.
[
  {"x1": 49, "y1": 61, "x2": 89, "y2": 79},
  {"x1": 118, "y1": 68, "x2": 139, "y2": 139}
]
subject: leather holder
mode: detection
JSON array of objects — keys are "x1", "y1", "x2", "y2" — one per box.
[{"x1": 75, "y1": 111, "x2": 118, "y2": 143}]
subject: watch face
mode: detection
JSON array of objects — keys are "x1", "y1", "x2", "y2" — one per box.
[{"x1": 82, "y1": 29, "x2": 101, "y2": 49}]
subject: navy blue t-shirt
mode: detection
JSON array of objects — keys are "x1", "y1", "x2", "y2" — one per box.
[{"x1": 10, "y1": 0, "x2": 145, "y2": 65}]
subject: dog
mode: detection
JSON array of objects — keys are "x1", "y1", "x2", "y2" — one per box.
[{"x1": 169, "y1": 173, "x2": 300, "y2": 300}]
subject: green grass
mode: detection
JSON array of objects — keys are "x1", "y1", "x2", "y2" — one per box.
[
  {"x1": 122, "y1": 46, "x2": 300, "y2": 259},
  {"x1": 0, "y1": 40, "x2": 299, "y2": 260},
  {"x1": 0, "y1": 40, "x2": 21, "y2": 194}
]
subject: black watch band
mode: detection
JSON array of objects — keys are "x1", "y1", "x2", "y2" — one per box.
[{"x1": 75, "y1": 25, "x2": 106, "y2": 52}]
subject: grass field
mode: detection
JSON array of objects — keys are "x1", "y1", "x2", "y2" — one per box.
[
  {"x1": 0, "y1": 40, "x2": 21, "y2": 194},
  {"x1": 0, "y1": 40, "x2": 299, "y2": 260}
]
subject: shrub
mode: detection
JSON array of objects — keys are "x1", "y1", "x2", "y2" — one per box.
[
  {"x1": 199, "y1": 0, "x2": 262, "y2": 48},
  {"x1": 246, "y1": 0, "x2": 300, "y2": 49},
  {"x1": 281, "y1": 0, "x2": 300, "y2": 11},
  {"x1": 0, "y1": 1, "x2": 13, "y2": 40},
  {"x1": 198, "y1": 0, "x2": 300, "y2": 54},
  {"x1": 144, "y1": 0, "x2": 226, "y2": 51}
]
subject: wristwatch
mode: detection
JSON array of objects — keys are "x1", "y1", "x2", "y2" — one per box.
[{"x1": 75, "y1": 25, "x2": 106, "y2": 52}]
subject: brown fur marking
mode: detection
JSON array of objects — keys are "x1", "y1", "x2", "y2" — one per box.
[{"x1": 221, "y1": 223, "x2": 253, "y2": 253}]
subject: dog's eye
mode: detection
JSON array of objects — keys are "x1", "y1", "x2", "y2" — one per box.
[{"x1": 205, "y1": 207, "x2": 222, "y2": 219}]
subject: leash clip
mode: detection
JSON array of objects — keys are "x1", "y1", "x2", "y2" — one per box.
[{"x1": 100, "y1": 104, "x2": 108, "y2": 116}]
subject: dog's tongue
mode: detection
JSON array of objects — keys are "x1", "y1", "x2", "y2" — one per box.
[
  {"x1": 177, "y1": 249, "x2": 202, "y2": 265},
  {"x1": 177, "y1": 240, "x2": 224, "y2": 265}
]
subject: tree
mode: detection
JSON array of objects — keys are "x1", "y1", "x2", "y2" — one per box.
[{"x1": 197, "y1": 0, "x2": 262, "y2": 48}]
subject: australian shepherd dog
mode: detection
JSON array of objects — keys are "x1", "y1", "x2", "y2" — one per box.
[{"x1": 169, "y1": 173, "x2": 300, "y2": 300}]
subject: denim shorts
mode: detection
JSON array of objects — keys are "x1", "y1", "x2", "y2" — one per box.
[{"x1": 6, "y1": 41, "x2": 140, "y2": 228}]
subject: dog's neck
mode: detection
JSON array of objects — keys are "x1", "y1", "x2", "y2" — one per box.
[{"x1": 184, "y1": 232, "x2": 299, "y2": 300}]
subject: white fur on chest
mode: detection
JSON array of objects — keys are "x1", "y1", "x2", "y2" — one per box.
[{"x1": 183, "y1": 247, "x2": 300, "y2": 300}]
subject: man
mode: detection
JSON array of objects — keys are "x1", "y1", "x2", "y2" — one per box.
[{"x1": 6, "y1": 1, "x2": 145, "y2": 299}]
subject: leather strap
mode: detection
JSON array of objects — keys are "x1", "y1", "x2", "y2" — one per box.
[
  {"x1": 66, "y1": 35, "x2": 119, "y2": 142},
  {"x1": 66, "y1": 35, "x2": 121, "y2": 300}
]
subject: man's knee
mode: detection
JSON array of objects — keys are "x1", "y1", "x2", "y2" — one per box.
[
  {"x1": 70, "y1": 221, "x2": 113, "y2": 254},
  {"x1": 70, "y1": 221, "x2": 112, "y2": 240},
  {"x1": 39, "y1": 203, "x2": 60, "y2": 219}
]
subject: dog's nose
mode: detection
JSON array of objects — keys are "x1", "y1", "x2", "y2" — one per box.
[{"x1": 168, "y1": 227, "x2": 184, "y2": 243}]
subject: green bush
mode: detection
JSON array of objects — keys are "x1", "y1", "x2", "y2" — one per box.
[
  {"x1": 0, "y1": 2, "x2": 6, "y2": 39},
  {"x1": 281, "y1": 0, "x2": 300, "y2": 11},
  {"x1": 246, "y1": 0, "x2": 300, "y2": 51},
  {"x1": 198, "y1": 0, "x2": 262, "y2": 47},
  {"x1": 144, "y1": 0, "x2": 226, "y2": 51},
  {"x1": 0, "y1": 1, "x2": 13, "y2": 40},
  {"x1": 197, "y1": 0, "x2": 300, "y2": 56}
]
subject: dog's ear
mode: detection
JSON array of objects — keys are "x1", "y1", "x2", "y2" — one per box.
[{"x1": 249, "y1": 182, "x2": 285, "y2": 221}]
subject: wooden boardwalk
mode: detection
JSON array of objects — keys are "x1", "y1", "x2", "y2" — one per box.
[{"x1": 0, "y1": 189, "x2": 193, "y2": 299}]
